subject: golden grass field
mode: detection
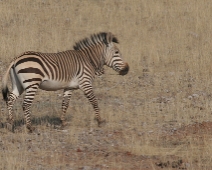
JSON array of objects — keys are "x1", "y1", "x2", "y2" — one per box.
[{"x1": 1, "y1": 0, "x2": 212, "y2": 169}]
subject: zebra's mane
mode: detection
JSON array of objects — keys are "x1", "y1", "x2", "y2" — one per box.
[{"x1": 73, "y1": 32, "x2": 119, "y2": 51}]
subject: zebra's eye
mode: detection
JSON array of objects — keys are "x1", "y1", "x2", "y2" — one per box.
[{"x1": 115, "y1": 51, "x2": 119, "y2": 54}]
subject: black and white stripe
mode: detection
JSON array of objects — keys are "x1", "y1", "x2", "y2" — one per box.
[{"x1": 2, "y1": 32, "x2": 129, "y2": 132}]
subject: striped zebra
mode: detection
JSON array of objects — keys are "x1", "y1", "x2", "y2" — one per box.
[{"x1": 2, "y1": 32, "x2": 129, "y2": 132}]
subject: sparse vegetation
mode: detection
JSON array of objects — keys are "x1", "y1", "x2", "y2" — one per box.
[{"x1": 0, "y1": 0, "x2": 212, "y2": 169}]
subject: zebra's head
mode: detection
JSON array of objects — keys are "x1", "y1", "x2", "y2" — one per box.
[
  {"x1": 103, "y1": 32, "x2": 129, "y2": 75},
  {"x1": 73, "y1": 32, "x2": 129, "y2": 76}
]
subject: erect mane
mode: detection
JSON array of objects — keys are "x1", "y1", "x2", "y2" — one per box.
[{"x1": 73, "y1": 32, "x2": 119, "y2": 51}]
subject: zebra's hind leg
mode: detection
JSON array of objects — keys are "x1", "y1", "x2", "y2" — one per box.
[
  {"x1": 22, "y1": 84, "x2": 39, "y2": 133},
  {"x1": 6, "y1": 93, "x2": 18, "y2": 124},
  {"x1": 60, "y1": 89, "x2": 72, "y2": 128},
  {"x1": 5, "y1": 92, "x2": 20, "y2": 132},
  {"x1": 80, "y1": 84, "x2": 106, "y2": 127},
  {"x1": 5, "y1": 69, "x2": 24, "y2": 132}
]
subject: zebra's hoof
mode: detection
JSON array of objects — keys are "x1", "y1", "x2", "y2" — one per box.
[
  {"x1": 27, "y1": 126, "x2": 35, "y2": 133},
  {"x1": 98, "y1": 119, "x2": 106, "y2": 127},
  {"x1": 59, "y1": 125, "x2": 65, "y2": 130},
  {"x1": 5, "y1": 122, "x2": 15, "y2": 132},
  {"x1": 59, "y1": 121, "x2": 67, "y2": 130}
]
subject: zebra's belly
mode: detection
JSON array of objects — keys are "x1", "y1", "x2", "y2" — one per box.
[{"x1": 39, "y1": 79, "x2": 79, "y2": 91}]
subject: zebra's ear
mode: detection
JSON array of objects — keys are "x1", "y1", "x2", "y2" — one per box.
[
  {"x1": 105, "y1": 32, "x2": 119, "y2": 45},
  {"x1": 112, "y1": 36, "x2": 119, "y2": 44}
]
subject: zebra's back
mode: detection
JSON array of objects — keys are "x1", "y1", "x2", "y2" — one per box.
[{"x1": 13, "y1": 50, "x2": 91, "y2": 90}]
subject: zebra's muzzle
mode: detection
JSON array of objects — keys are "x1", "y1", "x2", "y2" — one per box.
[{"x1": 119, "y1": 63, "x2": 129, "y2": 75}]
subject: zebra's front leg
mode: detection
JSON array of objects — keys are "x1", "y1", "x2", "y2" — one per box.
[
  {"x1": 22, "y1": 85, "x2": 39, "y2": 133},
  {"x1": 80, "y1": 83, "x2": 105, "y2": 127},
  {"x1": 60, "y1": 89, "x2": 72, "y2": 128}
]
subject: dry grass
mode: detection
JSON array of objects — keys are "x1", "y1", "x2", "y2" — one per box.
[{"x1": 1, "y1": 0, "x2": 212, "y2": 169}]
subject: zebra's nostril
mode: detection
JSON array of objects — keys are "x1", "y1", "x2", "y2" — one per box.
[{"x1": 119, "y1": 63, "x2": 129, "y2": 75}]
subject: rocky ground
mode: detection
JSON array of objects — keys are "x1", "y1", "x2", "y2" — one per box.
[{"x1": 0, "y1": 115, "x2": 211, "y2": 169}]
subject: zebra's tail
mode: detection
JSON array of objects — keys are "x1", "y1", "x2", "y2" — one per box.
[{"x1": 2, "y1": 61, "x2": 14, "y2": 101}]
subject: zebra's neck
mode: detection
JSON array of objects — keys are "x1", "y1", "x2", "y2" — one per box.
[{"x1": 81, "y1": 44, "x2": 105, "y2": 75}]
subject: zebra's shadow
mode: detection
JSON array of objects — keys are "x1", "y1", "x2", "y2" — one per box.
[
  {"x1": 0, "y1": 115, "x2": 63, "y2": 130},
  {"x1": 16, "y1": 115, "x2": 62, "y2": 127}
]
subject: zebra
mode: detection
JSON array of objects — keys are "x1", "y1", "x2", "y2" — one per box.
[{"x1": 2, "y1": 32, "x2": 129, "y2": 132}]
